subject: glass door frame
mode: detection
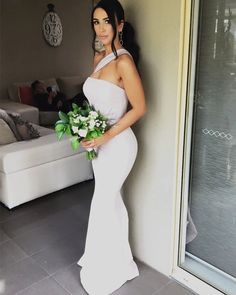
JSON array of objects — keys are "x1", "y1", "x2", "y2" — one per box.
[{"x1": 172, "y1": 0, "x2": 228, "y2": 294}]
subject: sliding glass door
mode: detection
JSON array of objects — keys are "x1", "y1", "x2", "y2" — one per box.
[{"x1": 179, "y1": 0, "x2": 236, "y2": 294}]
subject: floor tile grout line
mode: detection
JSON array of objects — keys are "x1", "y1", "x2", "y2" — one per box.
[
  {"x1": 13, "y1": 228, "x2": 77, "y2": 258},
  {"x1": 51, "y1": 271, "x2": 76, "y2": 295},
  {"x1": 0, "y1": 180, "x2": 93, "y2": 224},
  {"x1": 151, "y1": 280, "x2": 173, "y2": 295},
  {"x1": 50, "y1": 276, "x2": 73, "y2": 295},
  {"x1": 27, "y1": 229, "x2": 84, "y2": 260},
  {"x1": 1, "y1": 221, "x2": 86, "y2": 270},
  {"x1": 153, "y1": 279, "x2": 197, "y2": 295},
  {"x1": 14, "y1": 261, "x2": 79, "y2": 295},
  {"x1": 0, "y1": 216, "x2": 85, "y2": 275},
  {"x1": 0, "y1": 208, "x2": 39, "y2": 225},
  {"x1": 0, "y1": 255, "x2": 49, "y2": 280},
  {"x1": 52, "y1": 260, "x2": 81, "y2": 277},
  {"x1": 0, "y1": 241, "x2": 30, "y2": 271},
  {"x1": 14, "y1": 275, "x2": 70, "y2": 295},
  {"x1": 14, "y1": 275, "x2": 51, "y2": 295},
  {"x1": 170, "y1": 277, "x2": 199, "y2": 295},
  {"x1": 30, "y1": 248, "x2": 81, "y2": 277},
  {"x1": 0, "y1": 218, "x2": 51, "y2": 241},
  {"x1": 0, "y1": 204, "x2": 71, "y2": 229},
  {"x1": 2, "y1": 208, "x2": 82, "y2": 251},
  {"x1": 0, "y1": 255, "x2": 31, "y2": 270}
]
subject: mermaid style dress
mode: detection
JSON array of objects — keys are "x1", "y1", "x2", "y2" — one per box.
[{"x1": 77, "y1": 48, "x2": 139, "y2": 294}]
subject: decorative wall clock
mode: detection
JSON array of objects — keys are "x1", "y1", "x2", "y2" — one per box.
[{"x1": 42, "y1": 3, "x2": 63, "y2": 47}]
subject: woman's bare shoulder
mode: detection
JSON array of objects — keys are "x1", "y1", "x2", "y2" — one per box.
[{"x1": 117, "y1": 53, "x2": 136, "y2": 72}]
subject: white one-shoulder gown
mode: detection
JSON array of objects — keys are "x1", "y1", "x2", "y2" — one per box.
[{"x1": 77, "y1": 49, "x2": 139, "y2": 295}]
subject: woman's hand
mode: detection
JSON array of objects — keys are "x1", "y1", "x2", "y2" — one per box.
[{"x1": 81, "y1": 133, "x2": 111, "y2": 149}]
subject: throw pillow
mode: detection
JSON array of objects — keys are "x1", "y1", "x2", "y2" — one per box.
[
  {"x1": 8, "y1": 113, "x2": 40, "y2": 140},
  {"x1": 0, "y1": 119, "x2": 17, "y2": 145},
  {"x1": 0, "y1": 109, "x2": 21, "y2": 140},
  {"x1": 18, "y1": 86, "x2": 34, "y2": 106}
]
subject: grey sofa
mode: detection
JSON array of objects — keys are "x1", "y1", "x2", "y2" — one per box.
[{"x1": 0, "y1": 105, "x2": 93, "y2": 209}]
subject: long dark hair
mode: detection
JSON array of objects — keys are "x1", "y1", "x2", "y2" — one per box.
[{"x1": 91, "y1": 0, "x2": 140, "y2": 66}]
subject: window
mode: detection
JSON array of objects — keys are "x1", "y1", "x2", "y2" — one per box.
[{"x1": 178, "y1": 1, "x2": 236, "y2": 294}]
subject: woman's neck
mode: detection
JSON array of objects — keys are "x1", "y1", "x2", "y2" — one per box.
[{"x1": 103, "y1": 41, "x2": 123, "y2": 56}]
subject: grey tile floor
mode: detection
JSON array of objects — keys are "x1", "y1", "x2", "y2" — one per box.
[{"x1": 0, "y1": 180, "x2": 196, "y2": 295}]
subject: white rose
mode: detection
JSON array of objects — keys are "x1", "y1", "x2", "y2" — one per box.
[
  {"x1": 72, "y1": 126, "x2": 79, "y2": 134},
  {"x1": 80, "y1": 116, "x2": 87, "y2": 122},
  {"x1": 89, "y1": 120, "x2": 96, "y2": 129},
  {"x1": 73, "y1": 117, "x2": 81, "y2": 124},
  {"x1": 89, "y1": 111, "x2": 98, "y2": 119},
  {"x1": 78, "y1": 129, "x2": 88, "y2": 137}
]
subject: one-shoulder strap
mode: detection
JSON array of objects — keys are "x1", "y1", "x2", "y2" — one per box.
[{"x1": 94, "y1": 48, "x2": 132, "y2": 73}]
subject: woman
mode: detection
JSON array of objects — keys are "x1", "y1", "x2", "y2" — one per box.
[{"x1": 77, "y1": 0, "x2": 146, "y2": 294}]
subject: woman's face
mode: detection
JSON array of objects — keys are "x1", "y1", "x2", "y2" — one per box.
[{"x1": 93, "y1": 8, "x2": 118, "y2": 47}]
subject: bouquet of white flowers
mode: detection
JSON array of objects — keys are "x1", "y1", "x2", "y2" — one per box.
[{"x1": 55, "y1": 103, "x2": 108, "y2": 160}]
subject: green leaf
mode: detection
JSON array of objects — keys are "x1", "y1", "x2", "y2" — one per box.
[
  {"x1": 67, "y1": 111, "x2": 74, "y2": 117},
  {"x1": 86, "y1": 149, "x2": 97, "y2": 160},
  {"x1": 70, "y1": 136, "x2": 80, "y2": 150},
  {"x1": 72, "y1": 103, "x2": 80, "y2": 112},
  {"x1": 57, "y1": 131, "x2": 65, "y2": 140},
  {"x1": 65, "y1": 125, "x2": 72, "y2": 136},
  {"x1": 55, "y1": 123, "x2": 66, "y2": 132},
  {"x1": 55, "y1": 120, "x2": 66, "y2": 125},
  {"x1": 83, "y1": 101, "x2": 90, "y2": 108},
  {"x1": 59, "y1": 111, "x2": 69, "y2": 123},
  {"x1": 90, "y1": 130, "x2": 98, "y2": 138},
  {"x1": 96, "y1": 130, "x2": 102, "y2": 137},
  {"x1": 69, "y1": 117, "x2": 74, "y2": 125},
  {"x1": 81, "y1": 109, "x2": 89, "y2": 117}
]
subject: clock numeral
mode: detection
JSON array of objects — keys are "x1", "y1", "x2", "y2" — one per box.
[
  {"x1": 57, "y1": 23, "x2": 62, "y2": 34},
  {"x1": 44, "y1": 24, "x2": 51, "y2": 35},
  {"x1": 50, "y1": 13, "x2": 56, "y2": 23},
  {"x1": 52, "y1": 36, "x2": 58, "y2": 44}
]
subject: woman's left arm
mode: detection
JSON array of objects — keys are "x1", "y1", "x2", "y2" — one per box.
[{"x1": 83, "y1": 55, "x2": 146, "y2": 149}]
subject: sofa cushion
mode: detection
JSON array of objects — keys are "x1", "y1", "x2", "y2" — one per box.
[
  {"x1": 0, "y1": 131, "x2": 85, "y2": 174},
  {"x1": 0, "y1": 119, "x2": 17, "y2": 145},
  {"x1": 18, "y1": 86, "x2": 34, "y2": 106},
  {"x1": 57, "y1": 76, "x2": 83, "y2": 99},
  {"x1": 9, "y1": 112, "x2": 40, "y2": 140},
  {"x1": 0, "y1": 109, "x2": 21, "y2": 140}
]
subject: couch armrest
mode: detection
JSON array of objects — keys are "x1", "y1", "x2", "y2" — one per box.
[{"x1": 0, "y1": 100, "x2": 39, "y2": 124}]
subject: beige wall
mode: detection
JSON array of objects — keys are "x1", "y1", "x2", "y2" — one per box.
[
  {"x1": 0, "y1": 0, "x2": 93, "y2": 99},
  {"x1": 120, "y1": 0, "x2": 182, "y2": 276}
]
